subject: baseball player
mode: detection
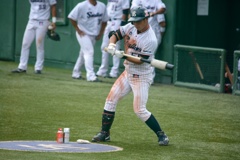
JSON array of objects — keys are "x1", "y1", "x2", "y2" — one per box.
[
  {"x1": 92, "y1": 6, "x2": 169, "y2": 146},
  {"x1": 68, "y1": 0, "x2": 108, "y2": 82},
  {"x1": 131, "y1": 0, "x2": 166, "y2": 84},
  {"x1": 96, "y1": 0, "x2": 130, "y2": 78},
  {"x1": 12, "y1": 0, "x2": 57, "y2": 74}
]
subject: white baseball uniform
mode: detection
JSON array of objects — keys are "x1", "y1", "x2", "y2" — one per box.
[
  {"x1": 18, "y1": 0, "x2": 56, "y2": 72},
  {"x1": 96, "y1": 0, "x2": 130, "y2": 78},
  {"x1": 104, "y1": 23, "x2": 158, "y2": 121},
  {"x1": 68, "y1": 0, "x2": 108, "y2": 81}
]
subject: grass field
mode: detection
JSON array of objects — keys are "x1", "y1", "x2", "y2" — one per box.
[{"x1": 0, "y1": 60, "x2": 240, "y2": 160}]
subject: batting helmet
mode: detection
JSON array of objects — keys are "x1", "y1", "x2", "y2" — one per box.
[{"x1": 128, "y1": 7, "x2": 149, "y2": 22}]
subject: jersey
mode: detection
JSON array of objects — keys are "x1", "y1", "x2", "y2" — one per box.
[
  {"x1": 68, "y1": 1, "x2": 108, "y2": 36},
  {"x1": 107, "y1": 0, "x2": 130, "y2": 19},
  {"x1": 120, "y1": 23, "x2": 158, "y2": 75},
  {"x1": 29, "y1": 0, "x2": 57, "y2": 20}
]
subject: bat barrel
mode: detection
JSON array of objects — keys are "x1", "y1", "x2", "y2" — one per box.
[{"x1": 166, "y1": 63, "x2": 174, "y2": 70}]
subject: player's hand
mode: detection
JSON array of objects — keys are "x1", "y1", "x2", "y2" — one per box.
[
  {"x1": 107, "y1": 43, "x2": 116, "y2": 55},
  {"x1": 50, "y1": 23, "x2": 56, "y2": 30},
  {"x1": 150, "y1": 12, "x2": 155, "y2": 17},
  {"x1": 114, "y1": 50, "x2": 124, "y2": 58}
]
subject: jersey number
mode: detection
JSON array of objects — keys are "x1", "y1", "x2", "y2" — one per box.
[{"x1": 39, "y1": 4, "x2": 46, "y2": 10}]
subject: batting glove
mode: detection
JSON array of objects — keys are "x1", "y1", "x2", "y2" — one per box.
[
  {"x1": 107, "y1": 43, "x2": 116, "y2": 55},
  {"x1": 114, "y1": 50, "x2": 124, "y2": 59}
]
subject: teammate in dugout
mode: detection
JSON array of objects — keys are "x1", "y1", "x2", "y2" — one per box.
[
  {"x1": 12, "y1": 0, "x2": 57, "y2": 74},
  {"x1": 68, "y1": 0, "x2": 108, "y2": 82},
  {"x1": 96, "y1": 0, "x2": 130, "y2": 78},
  {"x1": 92, "y1": 6, "x2": 169, "y2": 146}
]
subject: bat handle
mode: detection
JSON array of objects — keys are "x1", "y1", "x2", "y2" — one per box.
[{"x1": 166, "y1": 63, "x2": 174, "y2": 70}]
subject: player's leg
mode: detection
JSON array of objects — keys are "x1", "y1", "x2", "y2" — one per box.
[
  {"x1": 35, "y1": 20, "x2": 50, "y2": 73},
  {"x1": 14, "y1": 20, "x2": 36, "y2": 72},
  {"x1": 92, "y1": 71, "x2": 132, "y2": 142},
  {"x1": 72, "y1": 32, "x2": 86, "y2": 79},
  {"x1": 96, "y1": 23, "x2": 111, "y2": 77},
  {"x1": 72, "y1": 50, "x2": 84, "y2": 79},
  {"x1": 130, "y1": 74, "x2": 169, "y2": 145},
  {"x1": 77, "y1": 34, "x2": 98, "y2": 81}
]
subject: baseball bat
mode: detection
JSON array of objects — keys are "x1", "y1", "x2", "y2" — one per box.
[
  {"x1": 189, "y1": 52, "x2": 204, "y2": 79},
  {"x1": 104, "y1": 48, "x2": 174, "y2": 70},
  {"x1": 225, "y1": 63, "x2": 233, "y2": 85}
]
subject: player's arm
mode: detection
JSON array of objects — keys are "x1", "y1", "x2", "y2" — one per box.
[
  {"x1": 150, "y1": 1, "x2": 166, "y2": 17},
  {"x1": 150, "y1": 7, "x2": 166, "y2": 17},
  {"x1": 69, "y1": 18, "x2": 84, "y2": 36},
  {"x1": 50, "y1": 4, "x2": 57, "y2": 29},
  {"x1": 121, "y1": 9, "x2": 130, "y2": 26}
]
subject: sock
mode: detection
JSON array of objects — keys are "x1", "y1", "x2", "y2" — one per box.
[
  {"x1": 145, "y1": 114, "x2": 162, "y2": 136},
  {"x1": 101, "y1": 110, "x2": 115, "y2": 132}
]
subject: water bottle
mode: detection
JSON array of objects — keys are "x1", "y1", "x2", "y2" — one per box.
[
  {"x1": 63, "y1": 128, "x2": 70, "y2": 143},
  {"x1": 56, "y1": 128, "x2": 63, "y2": 143}
]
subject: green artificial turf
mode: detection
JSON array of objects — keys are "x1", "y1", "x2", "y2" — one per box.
[{"x1": 0, "y1": 61, "x2": 240, "y2": 160}]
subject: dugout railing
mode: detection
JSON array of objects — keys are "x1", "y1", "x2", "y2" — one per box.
[
  {"x1": 173, "y1": 45, "x2": 226, "y2": 93},
  {"x1": 232, "y1": 50, "x2": 240, "y2": 95}
]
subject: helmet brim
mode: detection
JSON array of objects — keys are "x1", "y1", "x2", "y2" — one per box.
[{"x1": 128, "y1": 17, "x2": 145, "y2": 22}]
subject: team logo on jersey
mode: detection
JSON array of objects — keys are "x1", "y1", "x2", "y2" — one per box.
[
  {"x1": 145, "y1": 6, "x2": 155, "y2": 10},
  {"x1": 125, "y1": 34, "x2": 142, "y2": 53},
  {"x1": 87, "y1": 12, "x2": 103, "y2": 18}
]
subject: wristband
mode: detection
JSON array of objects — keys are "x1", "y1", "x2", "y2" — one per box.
[
  {"x1": 52, "y1": 17, "x2": 57, "y2": 23},
  {"x1": 160, "y1": 27, "x2": 165, "y2": 33},
  {"x1": 122, "y1": 56, "x2": 127, "y2": 59}
]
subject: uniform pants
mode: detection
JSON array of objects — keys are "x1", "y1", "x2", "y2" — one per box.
[
  {"x1": 104, "y1": 70, "x2": 153, "y2": 122},
  {"x1": 72, "y1": 33, "x2": 97, "y2": 81},
  {"x1": 18, "y1": 19, "x2": 50, "y2": 71}
]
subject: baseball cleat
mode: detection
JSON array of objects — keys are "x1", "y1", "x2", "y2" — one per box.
[
  {"x1": 11, "y1": 68, "x2": 26, "y2": 73},
  {"x1": 92, "y1": 131, "x2": 110, "y2": 142},
  {"x1": 72, "y1": 76, "x2": 83, "y2": 80},
  {"x1": 96, "y1": 74, "x2": 107, "y2": 78},
  {"x1": 90, "y1": 78, "x2": 102, "y2": 82},
  {"x1": 35, "y1": 70, "x2": 42, "y2": 74},
  {"x1": 157, "y1": 131, "x2": 169, "y2": 146}
]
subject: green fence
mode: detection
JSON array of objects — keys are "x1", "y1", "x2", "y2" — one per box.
[
  {"x1": 173, "y1": 44, "x2": 226, "y2": 93},
  {"x1": 233, "y1": 50, "x2": 240, "y2": 95}
]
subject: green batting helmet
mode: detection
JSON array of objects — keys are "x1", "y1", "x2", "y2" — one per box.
[{"x1": 128, "y1": 7, "x2": 149, "y2": 22}]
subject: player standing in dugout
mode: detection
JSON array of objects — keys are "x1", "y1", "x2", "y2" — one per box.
[
  {"x1": 12, "y1": 0, "x2": 57, "y2": 74},
  {"x1": 92, "y1": 6, "x2": 169, "y2": 146},
  {"x1": 68, "y1": 0, "x2": 108, "y2": 82},
  {"x1": 96, "y1": 0, "x2": 130, "y2": 78}
]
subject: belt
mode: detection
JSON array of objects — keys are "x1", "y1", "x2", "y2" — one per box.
[{"x1": 109, "y1": 18, "x2": 121, "y2": 21}]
